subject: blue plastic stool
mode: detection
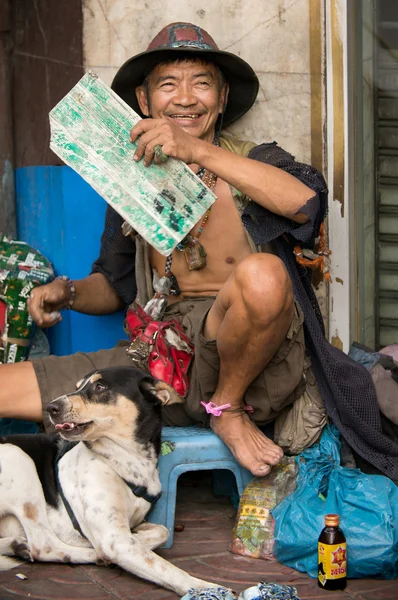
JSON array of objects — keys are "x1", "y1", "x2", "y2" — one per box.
[{"x1": 148, "y1": 426, "x2": 253, "y2": 548}]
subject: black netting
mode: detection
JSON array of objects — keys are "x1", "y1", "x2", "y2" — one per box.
[{"x1": 247, "y1": 143, "x2": 398, "y2": 483}]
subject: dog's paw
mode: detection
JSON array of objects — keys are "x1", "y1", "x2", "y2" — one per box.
[
  {"x1": 96, "y1": 554, "x2": 113, "y2": 567},
  {"x1": 11, "y1": 537, "x2": 33, "y2": 563}
]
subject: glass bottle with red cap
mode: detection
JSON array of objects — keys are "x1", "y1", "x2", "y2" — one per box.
[{"x1": 318, "y1": 513, "x2": 347, "y2": 590}]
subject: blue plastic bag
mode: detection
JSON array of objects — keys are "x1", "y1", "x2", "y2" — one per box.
[{"x1": 272, "y1": 425, "x2": 398, "y2": 579}]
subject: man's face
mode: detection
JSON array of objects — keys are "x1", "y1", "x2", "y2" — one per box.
[{"x1": 136, "y1": 59, "x2": 228, "y2": 142}]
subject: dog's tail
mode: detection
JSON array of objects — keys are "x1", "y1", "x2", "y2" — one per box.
[{"x1": 0, "y1": 555, "x2": 23, "y2": 571}]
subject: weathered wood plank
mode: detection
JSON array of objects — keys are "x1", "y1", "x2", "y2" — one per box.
[
  {"x1": 49, "y1": 72, "x2": 216, "y2": 255},
  {"x1": 0, "y1": 0, "x2": 16, "y2": 238}
]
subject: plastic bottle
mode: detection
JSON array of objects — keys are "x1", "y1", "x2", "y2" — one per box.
[{"x1": 318, "y1": 513, "x2": 347, "y2": 590}]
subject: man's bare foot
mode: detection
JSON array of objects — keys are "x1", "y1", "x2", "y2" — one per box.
[{"x1": 210, "y1": 411, "x2": 284, "y2": 476}]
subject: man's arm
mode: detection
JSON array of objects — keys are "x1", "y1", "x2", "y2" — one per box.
[
  {"x1": 71, "y1": 273, "x2": 124, "y2": 314},
  {"x1": 28, "y1": 273, "x2": 124, "y2": 328},
  {"x1": 130, "y1": 119, "x2": 314, "y2": 224},
  {"x1": 28, "y1": 205, "x2": 137, "y2": 328},
  {"x1": 242, "y1": 143, "x2": 328, "y2": 249},
  {"x1": 195, "y1": 142, "x2": 312, "y2": 224}
]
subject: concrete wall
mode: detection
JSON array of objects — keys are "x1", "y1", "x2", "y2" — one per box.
[{"x1": 83, "y1": 0, "x2": 312, "y2": 163}]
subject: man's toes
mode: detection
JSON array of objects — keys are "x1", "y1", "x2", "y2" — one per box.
[
  {"x1": 260, "y1": 447, "x2": 282, "y2": 464},
  {"x1": 253, "y1": 464, "x2": 271, "y2": 477},
  {"x1": 268, "y1": 444, "x2": 284, "y2": 460},
  {"x1": 268, "y1": 451, "x2": 283, "y2": 465}
]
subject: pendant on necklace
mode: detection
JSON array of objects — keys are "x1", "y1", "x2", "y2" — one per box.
[{"x1": 184, "y1": 238, "x2": 207, "y2": 270}]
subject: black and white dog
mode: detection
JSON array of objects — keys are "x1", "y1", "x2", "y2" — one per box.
[{"x1": 0, "y1": 366, "x2": 224, "y2": 596}]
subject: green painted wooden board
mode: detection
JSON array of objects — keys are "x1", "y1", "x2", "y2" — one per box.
[{"x1": 49, "y1": 72, "x2": 216, "y2": 256}]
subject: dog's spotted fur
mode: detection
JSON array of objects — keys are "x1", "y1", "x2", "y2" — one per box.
[{"x1": 0, "y1": 366, "x2": 224, "y2": 596}]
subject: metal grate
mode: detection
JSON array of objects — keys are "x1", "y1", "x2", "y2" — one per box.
[{"x1": 376, "y1": 2, "x2": 398, "y2": 347}]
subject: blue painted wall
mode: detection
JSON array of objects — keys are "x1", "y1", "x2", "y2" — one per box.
[{"x1": 15, "y1": 166, "x2": 126, "y2": 356}]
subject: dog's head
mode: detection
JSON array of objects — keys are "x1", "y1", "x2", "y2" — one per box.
[{"x1": 46, "y1": 366, "x2": 183, "y2": 450}]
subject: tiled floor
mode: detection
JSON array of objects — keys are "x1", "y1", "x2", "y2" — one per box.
[{"x1": 0, "y1": 474, "x2": 396, "y2": 600}]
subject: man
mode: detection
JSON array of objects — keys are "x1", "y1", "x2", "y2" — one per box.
[{"x1": 1, "y1": 23, "x2": 397, "y2": 481}]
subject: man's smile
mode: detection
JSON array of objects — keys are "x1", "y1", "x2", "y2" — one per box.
[
  {"x1": 169, "y1": 114, "x2": 201, "y2": 119},
  {"x1": 167, "y1": 113, "x2": 205, "y2": 126}
]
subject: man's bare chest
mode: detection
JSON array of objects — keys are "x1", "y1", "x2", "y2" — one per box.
[{"x1": 148, "y1": 179, "x2": 252, "y2": 294}]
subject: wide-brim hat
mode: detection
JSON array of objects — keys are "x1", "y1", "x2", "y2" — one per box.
[{"x1": 111, "y1": 22, "x2": 259, "y2": 127}]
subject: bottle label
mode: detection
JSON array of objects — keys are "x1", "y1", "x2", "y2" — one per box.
[{"x1": 318, "y1": 542, "x2": 347, "y2": 585}]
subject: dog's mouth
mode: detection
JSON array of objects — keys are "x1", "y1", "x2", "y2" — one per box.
[{"x1": 55, "y1": 421, "x2": 93, "y2": 435}]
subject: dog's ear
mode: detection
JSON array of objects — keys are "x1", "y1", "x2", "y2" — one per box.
[
  {"x1": 140, "y1": 380, "x2": 184, "y2": 405},
  {"x1": 154, "y1": 381, "x2": 185, "y2": 405},
  {"x1": 75, "y1": 371, "x2": 99, "y2": 390}
]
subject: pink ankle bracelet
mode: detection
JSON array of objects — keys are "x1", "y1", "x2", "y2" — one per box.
[
  {"x1": 200, "y1": 401, "x2": 254, "y2": 417},
  {"x1": 200, "y1": 401, "x2": 231, "y2": 417}
]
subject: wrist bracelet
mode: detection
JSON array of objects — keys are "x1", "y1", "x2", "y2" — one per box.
[{"x1": 57, "y1": 275, "x2": 76, "y2": 309}]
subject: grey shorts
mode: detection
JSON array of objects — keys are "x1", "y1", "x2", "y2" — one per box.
[{"x1": 32, "y1": 296, "x2": 307, "y2": 432}]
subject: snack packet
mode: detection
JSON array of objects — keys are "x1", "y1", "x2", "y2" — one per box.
[{"x1": 230, "y1": 457, "x2": 298, "y2": 560}]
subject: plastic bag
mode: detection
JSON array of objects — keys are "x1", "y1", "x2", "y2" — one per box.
[
  {"x1": 230, "y1": 457, "x2": 297, "y2": 560},
  {"x1": 272, "y1": 425, "x2": 398, "y2": 579}
]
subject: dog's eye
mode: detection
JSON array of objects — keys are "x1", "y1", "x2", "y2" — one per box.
[{"x1": 95, "y1": 382, "x2": 106, "y2": 392}]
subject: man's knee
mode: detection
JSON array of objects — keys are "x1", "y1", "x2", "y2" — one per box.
[{"x1": 234, "y1": 254, "x2": 293, "y2": 321}]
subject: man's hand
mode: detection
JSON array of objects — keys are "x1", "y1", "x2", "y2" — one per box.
[
  {"x1": 27, "y1": 278, "x2": 72, "y2": 328},
  {"x1": 130, "y1": 119, "x2": 201, "y2": 166}
]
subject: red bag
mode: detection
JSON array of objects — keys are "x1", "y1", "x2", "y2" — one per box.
[{"x1": 125, "y1": 304, "x2": 194, "y2": 397}]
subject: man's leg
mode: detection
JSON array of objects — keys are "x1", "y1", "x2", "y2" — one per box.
[
  {"x1": 204, "y1": 253, "x2": 294, "y2": 477},
  {"x1": 0, "y1": 345, "x2": 132, "y2": 425},
  {"x1": 0, "y1": 363, "x2": 43, "y2": 421}
]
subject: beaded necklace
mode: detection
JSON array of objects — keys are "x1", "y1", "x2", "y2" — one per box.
[
  {"x1": 164, "y1": 135, "x2": 219, "y2": 295},
  {"x1": 143, "y1": 136, "x2": 219, "y2": 317}
]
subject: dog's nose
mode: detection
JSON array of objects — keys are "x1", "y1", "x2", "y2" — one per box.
[{"x1": 46, "y1": 399, "x2": 64, "y2": 417}]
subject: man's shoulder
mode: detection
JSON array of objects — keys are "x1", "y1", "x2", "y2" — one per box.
[
  {"x1": 219, "y1": 134, "x2": 298, "y2": 167},
  {"x1": 219, "y1": 131, "x2": 257, "y2": 157}
]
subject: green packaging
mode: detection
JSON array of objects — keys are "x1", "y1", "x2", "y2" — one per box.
[
  {"x1": 230, "y1": 457, "x2": 298, "y2": 560},
  {"x1": 0, "y1": 235, "x2": 54, "y2": 364}
]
